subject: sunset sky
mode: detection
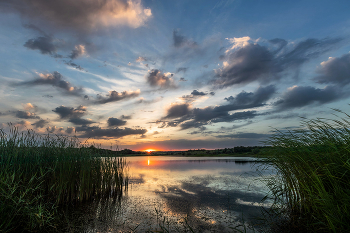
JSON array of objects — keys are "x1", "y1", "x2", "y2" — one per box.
[{"x1": 1, "y1": 0, "x2": 350, "y2": 150}]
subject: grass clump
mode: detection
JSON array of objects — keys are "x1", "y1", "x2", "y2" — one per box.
[
  {"x1": 0, "y1": 126, "x2": 128, "y2": 232},
  {"x1": 261, "y1": 110, "x2": 350, "y2": 232}
]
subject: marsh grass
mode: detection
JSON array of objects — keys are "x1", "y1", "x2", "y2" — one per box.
[
  {"x1": 0, "y1": 126, "x2": 128, "y2": 232},
  {"x1": 261, "y1": 110, "x2": 350, "y2": 232}
]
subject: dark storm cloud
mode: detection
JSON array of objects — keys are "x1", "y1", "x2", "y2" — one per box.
[
  {"x1": 214, "y1": 43, "x2": 276, "y2": 87},
  {"x1": 203, "y1": 85, "x2": 275, "y2": 115},
  {"x1": 14, "y1": 111, "x2": 40, "y2": 119},
  {"x1": 191, "y1": 90, "x2": 206, "y2": 96},
  {"x1": 146, "y1": 69, "x2": 177, "y2": 89},
  {"x1": 52, "y1": 105, "x2": 86, "y2": 119},
  {"x1": 16, "y1": 71, "x2": 83, "y2": 96},
  {"x1": 163, "y1": 104, "x2": 191, "y2": 119},
  {"x1": 159, "y1": 86, "x2": 274, "y2": 130},
  {"x1": 31, "y1": 119, "x2": 48, "y2": 128},
  {"x1": 274, "y1": 85, "x2": 345, "y2": 111},
  {"x1": 107, "y1": 117, "x2": 127, "y2": 127},
  {"x1": 53, "y1": 105, "x2": 95, "y2": 126},
  {"x1": 24, "y1": 36, "x2": 57, "y2": 55},
  {"x1": 222, "y1": 85, "x2": 275, "y2": 107},
  {"x1": 173, "y1": 30, "x2": 197, "y2": 48},
  {"x1": 4, "y1": 0, "x2": 152, "y2": 32},
  {"x1": 79, "y1": 127, "x2": 147, "y2": 138},
  {"x1": 315, "y1": 53, "x2": 350, "y2": 85},
  {"x1": 213, "y1": 38, "x2": 342, "y2": 87},
  {"x1": 68, "y1": 118, "x2": 95, "y2": 125},
  {"x1": 180, "y1": 90, "x2": 209, "y2": 103},
  {"x1": 211, "y1": 110, "x2": 258, "y2": 123},
  {"x1": 95, "y1": 90, "x2": 140, "y2": 104},
  {"x1": 179, "y1": 110, "x2": 258, "y2": 130}
]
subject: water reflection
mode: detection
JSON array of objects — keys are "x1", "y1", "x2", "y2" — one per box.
[{"x1": 62, "y1": 156, "x2": 272, "y2": 232}]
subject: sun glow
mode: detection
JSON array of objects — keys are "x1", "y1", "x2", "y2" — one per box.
[{"x1": 145, "y1": 149, "x2": 156, "y2": 153}]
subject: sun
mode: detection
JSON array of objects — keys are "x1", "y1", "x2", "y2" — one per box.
[{"x1": 145, "y1": 149, "x2": 156, "y2": 153}]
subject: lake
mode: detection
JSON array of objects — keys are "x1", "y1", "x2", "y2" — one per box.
[{"x1": 61, "y1": 156, "x2": 273, "y2": 232}]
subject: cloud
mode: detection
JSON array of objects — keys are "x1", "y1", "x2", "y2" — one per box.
[
  {"x1": 121, "y1": 115, "x2": 132, "y2": 119},
  {"x1": 42, "y1": 95, "x2": 53, "y2": 98},
  {"x1": 64, "y1": 60, "x2": 85, "y2": 71},
  {"x1": 66, "y1": 127, "x2": 75, "y2": 134},
  {"x1": 22, "y1": 103, "x2": 39, "y2": 112},
  {"x1": 216, "y1": 132, "x2": 269, "y2": 139},
  {"x1": 159, "y1": 85, "x2": 274, "y2": 130},
  {"x1": 315, "y1": 53, "x2": 350, "y2": 85},
  {"x1": 96, "y1": 90, "x2": 140, "y2": 104},
  {"x1": 16, "y1": 71, "x2": 83, "y2": 96},
  {"x1": 136, "y1": 56, "x2": 146, "y2": 62},
  {"x1": 173, "y1": 30, "x2": 197, "y2": 48},
  {"x1": 266, "y1": 113, "x2": 304, "y2": 120},
  {"x1": 146, "y1": 69, "x2": 177, "y2": 89},
  {"x1": 78, "y1": 127, "x2": 147, "y2": 138},
  {"x1": 6, "y1": 0, "x2": 152, "y2": 31},
  {"x1": 68, "y1": 118, "x2": 95, "y2": 125},
  {"x1": 223, "y1": 85, "x2": 275, "y2": 107},
  {"x1": 180, "y1": 90, "x2": 209, "y2": 103},
  {"x1": 8, "y1": 120, "x2": 32, "y2": 129},
  {"x1": 52, "y1": 105, "x2": 87, "y2": 119},
  {"x1": 107, "y1": 117, "x2": 127, "y2": 127},
  {"x1": 46, "y1": 126, "x2": 58, "y2": 133},
  {"x1": 191, "y1": 90, "x2": 206, "y2": 96},
  {"x1": 24, "y1": 35, "x2": 59, "y2": 55},
  {"x1": 14, "y1": 110, "x2": 40, "y2": 119},
  {"x1": 69, "y1": 44, "x2": 86, "y2": 59},
  {"x1": 135, "y1": 97, "x2": 163, "y2": 105},
  {"x1": 213, "y1": 37, "x2": 342, "y2": 87},
  {"x1": 52, "y1": 105, "x2": 95, "y2": 126},
  {"x1": 163, "y1": 104, "x2": 191, "y2": 119},
  {"x1": 176, "y1": 67, "x2": 188, "y2": 73},
  {"x1": 274, "y1": 85, "x2": 345, "y2": 111},
  {"x1": 225, "y1": 36, "x2": 254, "y2": 51},
  {"x1": 31, "y1": 119, "x2": 48, "y2": 128}
]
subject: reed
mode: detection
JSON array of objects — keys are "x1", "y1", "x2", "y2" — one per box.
[
  {"x1": 261, "y1": 109, "x2": 350, "y2": 232},
  {"x1": 0, "y1": 126, "x2": 128, "y2": 232}
]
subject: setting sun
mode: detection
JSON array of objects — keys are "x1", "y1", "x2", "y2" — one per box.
[{"x1": 145, "y1": 149, "x2": 156, "y2": 153}]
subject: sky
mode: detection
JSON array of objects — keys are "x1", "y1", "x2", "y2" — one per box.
[{"x1": 1, "y1": 0, "x2": 350, "y2": 151}]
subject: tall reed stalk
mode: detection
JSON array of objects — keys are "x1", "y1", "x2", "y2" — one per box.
[
  {"x1": 0, "y1": 126, "x2": 128, "y2": 232},
  {"x1": 261, "y1": 110, "x2": 350, "y2": 232}
]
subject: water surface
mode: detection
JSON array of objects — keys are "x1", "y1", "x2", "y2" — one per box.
[{"x1": 62, "y1": 156, "x2": 272, "y2": 232}]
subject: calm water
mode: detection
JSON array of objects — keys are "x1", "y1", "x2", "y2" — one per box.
[{"x1": 62, "y1": 156, "x2": 273, "y2": 233}]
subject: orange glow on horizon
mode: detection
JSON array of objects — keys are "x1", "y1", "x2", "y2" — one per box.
[{"x1": 144, "y1": 148, "x2": 157, "y2": 153}]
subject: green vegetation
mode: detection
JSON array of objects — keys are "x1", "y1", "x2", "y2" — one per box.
[
  {"x1": 0, "y1": 126, "x2": 128, "y2": 232},
  {"x1": 261, "y1": 110, "x2": 350, "y2": 232}
]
